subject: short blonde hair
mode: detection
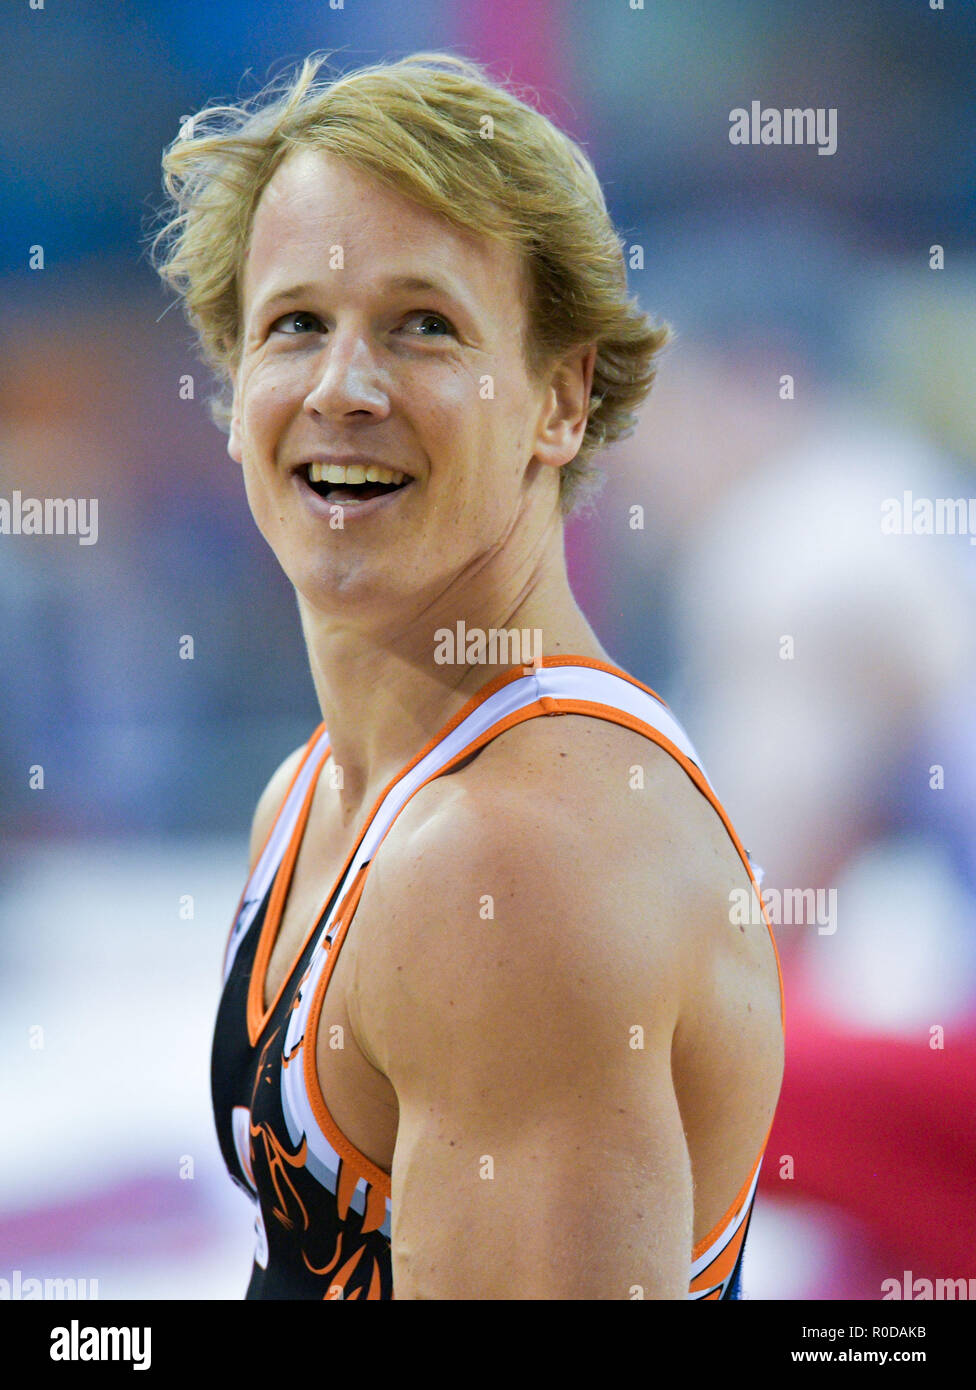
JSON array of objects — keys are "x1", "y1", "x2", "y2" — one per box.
[{"x1": 149, "y1": 51, "x2": 671, "y2": 514}]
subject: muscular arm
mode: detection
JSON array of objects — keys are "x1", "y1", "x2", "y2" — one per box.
[{"x1": 353, "y1": 760, "x2": 707, "y2": 1300}]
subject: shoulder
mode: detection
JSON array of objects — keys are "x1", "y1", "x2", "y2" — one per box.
[
  {"x1": 354, "y1": 708, "x2": 775, "y2": 1072},
  {"x1": 247, "y1": 740, "x2": 313, "y2": 870},
  {"x1": 371, "y1": 707, "x2": 740, "y2": 939}
]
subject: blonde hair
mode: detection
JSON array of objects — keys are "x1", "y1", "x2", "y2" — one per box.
[{"x1": 149, "y1": 51, "x2": 671, "y2": 514}]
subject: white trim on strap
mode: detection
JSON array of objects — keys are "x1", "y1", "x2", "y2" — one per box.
[
  {"x1": 343, "y1": 665, "x2": 707, "y2": 888},
  {"x1": 525, "y1": 665, "x2": 706, "y2": 778},
  {"x1": 223, "y1": 727, "x2": 331, "y2": 981},
  {"x1": 688, "y1": 1158, "x2": 763, "y2": 1284}
]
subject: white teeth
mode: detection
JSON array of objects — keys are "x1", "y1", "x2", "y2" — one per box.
[{"x1": 307, "y1": 462, "x2": 406, "y2": 486}]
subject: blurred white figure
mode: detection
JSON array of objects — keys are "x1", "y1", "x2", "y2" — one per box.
[{"x1": 672, "y1": 415, "x2": 972, "y2": 901}]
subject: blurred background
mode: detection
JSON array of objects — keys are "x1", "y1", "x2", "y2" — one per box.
[{"x1": 1, "y1": 0, "x2": 974, "y2": 1300}]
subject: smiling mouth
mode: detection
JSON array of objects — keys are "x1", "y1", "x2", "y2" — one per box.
[{"x1": 302, "y1": 461, "x2": 411, "y2": 504}]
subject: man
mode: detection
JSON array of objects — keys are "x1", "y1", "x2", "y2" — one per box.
[{"x1": 153, "y1": 51, "x2": 784, "y2": 1299}]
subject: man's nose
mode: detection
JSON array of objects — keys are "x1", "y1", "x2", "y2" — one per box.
[{"x1": 302, "y1": 329, "x2": 390, "y2": 419}]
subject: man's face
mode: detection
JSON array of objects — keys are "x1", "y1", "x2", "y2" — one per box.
[{"x1": 228, "y1": 147, "x2": 581, "y2": 632}]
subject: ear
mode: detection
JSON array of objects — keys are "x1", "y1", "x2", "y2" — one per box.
[
  {"x1": 227, "y1": 365, "x2": 243, "y2": 464},
  {"x1": 532, "y1": 344, "x2": 597, "y2": 470}
]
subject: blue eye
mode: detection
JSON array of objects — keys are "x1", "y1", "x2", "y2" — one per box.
[
  {"x1": 273, "y1": 311, "x2": 323, "y2": 334},
  {"x1": 405, "y1": 312, "x2": 453, "y2": 336}
]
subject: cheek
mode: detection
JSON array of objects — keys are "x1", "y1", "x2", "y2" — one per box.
[
  {"x1": 487, "y1": 384, "x2": 537, "y2": 480},
  {"x1": 242, "y1": 376, "x2": 286, "y2": 439},
  {"x1": 239, "y1": 348, "x2": 305, "y2": 426},
  {"x1": 239, "y1": 461, "x2": 279, "y2": 540},
  {"x1": 455, "y1": 365, "x2": 528, "y2": 449}
]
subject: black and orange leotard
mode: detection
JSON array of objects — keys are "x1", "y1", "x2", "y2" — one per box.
[{"x1": 211, "y1": 658, "x2": 785, "y2": 1299}]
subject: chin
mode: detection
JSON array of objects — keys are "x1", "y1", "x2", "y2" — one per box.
[{"x1": 291, "y1": 560, "x2": 408, "y2": 619}]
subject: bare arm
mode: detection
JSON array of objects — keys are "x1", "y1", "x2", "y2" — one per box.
[{"x1": 357, "y1": 777, "x2": 700, "y2": 1300}]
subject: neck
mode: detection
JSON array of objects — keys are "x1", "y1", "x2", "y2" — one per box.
[{"x1": 296, "y1": 514, "x2": 611, "y2": 826}]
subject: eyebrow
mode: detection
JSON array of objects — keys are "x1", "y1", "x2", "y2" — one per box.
[{"x1": 253, "y1": 273, "x2": 474, "y2": 318}]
